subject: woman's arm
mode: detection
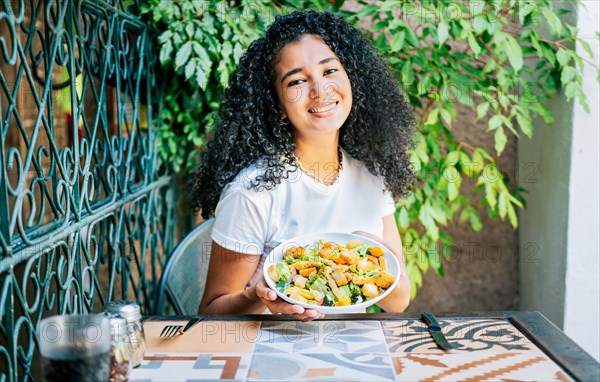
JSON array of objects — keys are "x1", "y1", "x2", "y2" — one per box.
[
  {"x1": 377, "y1": 214, "x2": 411, "y2": 312},
  {"x1": 198, "y1": 242, "x2": 266, "y2": 314},
  {"x1": 199, "y1": 242, "x2": 324, "y2": 320}
]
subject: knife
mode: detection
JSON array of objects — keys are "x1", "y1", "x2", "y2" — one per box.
[{"x1": 421, "y1": 312, "x2": 456, "y2": 350}]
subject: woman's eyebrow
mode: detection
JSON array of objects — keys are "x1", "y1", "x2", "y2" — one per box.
[{"x1": 280, "y1": 57, "x2": 340, "y2": 83}]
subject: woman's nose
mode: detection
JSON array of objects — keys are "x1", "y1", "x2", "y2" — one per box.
[{"x1": 309, "y1": 81, "x2": 322, "y2": 101}]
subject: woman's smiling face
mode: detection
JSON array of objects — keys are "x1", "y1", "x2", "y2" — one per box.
[{"x1": 273, "y1": 34, "x2": 352, "y2": 140}]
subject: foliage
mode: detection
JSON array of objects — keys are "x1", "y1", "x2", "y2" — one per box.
[
  {"x1": 140, "y1": 0, "x2": 275, "y2": 170},
  {"x1": 140, "y1": 0, "x2": 596, "y2": 299}
]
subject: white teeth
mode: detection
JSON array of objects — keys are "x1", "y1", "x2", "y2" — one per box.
[{"x1": 309, "y1": 102, "x2": 337, "y2": 113}]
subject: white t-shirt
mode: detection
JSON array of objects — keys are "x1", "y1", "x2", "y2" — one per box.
[{"x1": 211, "y1": 149, "x2": 396, "y2": 257}]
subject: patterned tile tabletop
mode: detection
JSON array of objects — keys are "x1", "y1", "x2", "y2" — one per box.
[{"x1": 129, "y1": 318, "x2": 574, "y2": 382}]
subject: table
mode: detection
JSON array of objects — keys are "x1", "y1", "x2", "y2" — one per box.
[{"x1": 130, "y1": 312, "x2": 599, "y2": 382}]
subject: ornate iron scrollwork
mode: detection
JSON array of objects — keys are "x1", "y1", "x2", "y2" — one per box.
[{"x1": 0, "y1": 1, "x2": 174, "y2": 380}]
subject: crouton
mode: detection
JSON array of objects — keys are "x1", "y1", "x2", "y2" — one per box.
[
  {"x1": 299, "y1": 267, "x2": 317, "y2": 277},
  {"x1": 368, "y1": 246, "x2": 385, "y2": 257},
  {"x1": 293, "y1": 261, "x2": 322, "y2": 270},
  {"x1": 361, "y1": 283, "x2": 380, "y2": 298},
  {"x1": 375, "y1": 271, "x2": 395, "y2": 289},
  {"x1": 346, "y1": 240, "x2": 360, "y2": 249},
  {"x1": 352, "y1": 275, "x2": 375, "y2": 285},
  {"x1": 339, "y1": 250, "x2": 358, "y2": 265}
]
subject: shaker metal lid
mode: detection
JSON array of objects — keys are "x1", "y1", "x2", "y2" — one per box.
[{"x1": 104, "y1": 300, "x2": 141, "y2": 322}]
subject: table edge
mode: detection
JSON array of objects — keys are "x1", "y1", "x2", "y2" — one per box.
[{"x1": 510, "y1": 311, "x2": 600, "y2": 382}]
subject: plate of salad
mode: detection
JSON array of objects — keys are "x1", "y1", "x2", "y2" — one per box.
[{"x1": 263, "y1": 232, "x2": 400, "y2": 314}]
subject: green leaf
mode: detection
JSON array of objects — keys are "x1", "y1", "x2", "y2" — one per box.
[
  {"x1": 545, "y1": 74, "x2": 557, "y2": 93},
  {"x1": 577, "y1": 87, "x2": 590, "y2": 113},
  {"x1": 427, "y1": 246, "x2": 442, "y2": 276},
  {"x1": 503, "y1": 34, "x2": 523, "y2": 71},
  {"x1": 565, "y1": 82, "x2": 577, "y2": 101},
  {"x1": 405, "y1": 28, "x2": 419, "y2": 47},
  {"x1": 408, "y1": 265, "x2": 422, "y2": 297},
  {"x1": 485, "y1": 182, "x2": 498, "y2": 210},
  {"x1": 217, "y1": 60, "x2": 229, "y2": 88},
  {"x1": 498, "y1": 192, "x2": 508, "y2": 218},
  {"x1": 415, "y1": 145, "x2": 429, "y2": 164},
  {"x1": 196, "y1": 66, "x2": 208, "y2": 90},
  {"x1": 175, "y1": 41, "x2": 192, "y2": 70},
  {"x1": 419, "y1": 204, "x2": 439, "y2": 242},
  {"x1": 470, "y1": 212, "x2": 483, "y2": 232},
  {"x1": 391, "y1": 31, "x2": 406, "y2": 52},
  {"x1": 399, "y1": 207, "x2": 410, "y2": 229},
  {"x1": 448, "y1": 177, "x2": 460, "y2": 202},
  {"x1": 494, "y1": 127, "x2": 508, "y2": 155},
  {"x1": 541, "y1": 7, "x2": 563, "y2": 36},
  {"x1": 472, "y1": 15, "x2": 488, "y2": 34},
  {"x1": 459, "y1": 151, "x2": 470, "y2": 166},
  {"x1": 159, "y1": 39, "x2": 174, "y2": 64},
  {"x1": 416, "y1": 247, "x2": 429, "y2": 273},
  {"x1": 192, "y1": 42, "x2": 211, "y2": 66},
  {"x1": 507, "y1": 202, "x2": 518, "y2": 228},
  {"x1": 467, "y1": 33, "x2": 482, "y2": 56},
  {"x1": 440, "y1": 108, "x2": 452, "y2": 126},
  {"x1": 516, "y1": 113, "x2": 533, "y2": 139},
  {"x1": 373, "y1": 33, "x2": 387, "y2": 51},
  {"x1": 445, "y1": 151, "x2": 459, "y2": 165},
  {"x1": 569, "y1": 50, "x2": 584, "y2": 71},
  {"x1": 488, "y1": 115, "x2": 503, "y2": 131},
  {"x1": 476, "y1": 102, "x2": 490, "y2": 119},
  {"x1": 185, "y1": 22, "x2": 194, "y2": 38},
  {"x1": 578, "y1": 38, "x2": 594, "y2": 58},
  {"x1": 425, "y1": 109, "x2": 439, "y2": 125},
  {"x1": 472, "y1": 150, "x2": 485, "y2": 175},
  {"x1": 438, "y1": 22, "x2": 449, "y2": 46},
  {"x1": 372, "y1": 21, "x2": 388, "y2": 32},
  {"x1": 561, "y1": 66, "x2": 576, "y2": 84},
  {"x1": 402, "y1": 60, "x2": 414, "y2": 84},
  {"x1": 184, "y1": 60, "x2": 195, "y2": 80},
  {"x1": 367, "y1": 305, "x2": 382, "y2": 313},
  {"x1": 459, "y1": 207, "x2": 470, "y2": 223},
  {"x1": 556, "y1": 48, "x2": 571, "y2": 67},
  {"x1": 233, "y1": 43, "x2": 243, "y2": 62}
]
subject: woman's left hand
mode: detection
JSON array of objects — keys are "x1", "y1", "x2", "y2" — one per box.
[{"x1": 255, "y1": 278, "x2": 326, "y2": 321}]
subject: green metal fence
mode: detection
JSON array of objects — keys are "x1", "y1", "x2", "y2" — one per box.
[{"x1": 0, "y1": 1, "x2": 176, "y2": 380}]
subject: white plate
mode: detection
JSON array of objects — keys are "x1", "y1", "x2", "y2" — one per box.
[{"x1": 263, "y1": 232, "x2": 400, "y2": 314}]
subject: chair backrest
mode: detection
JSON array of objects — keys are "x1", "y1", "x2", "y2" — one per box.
[{"x1": 155, "y1": 218, "x2": 214, "y2": 315}]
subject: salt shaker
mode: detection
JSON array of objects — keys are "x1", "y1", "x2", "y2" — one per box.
[
  {"x1": 105, "y1": 313, "x2": 133, "y2": 382},
  {"x1": 104, "y1": 301, "x2": 146, "y2": 367}
]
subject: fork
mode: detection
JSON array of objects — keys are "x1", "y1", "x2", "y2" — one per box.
[{"x1": 159, "y1": 317, "x2": 202, "y2": 339}]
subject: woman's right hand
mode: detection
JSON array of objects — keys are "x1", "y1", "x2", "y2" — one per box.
[{"x1": 255, "y1": 278, "x2": 325, "y2": 321}]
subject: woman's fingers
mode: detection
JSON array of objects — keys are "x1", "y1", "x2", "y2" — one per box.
[
  {"x1": 263, "y1": 296, "x2": 304, "y2": 315},
  {"x1": 292, "y1": 309, "x2": 324, "y2": 322},
  {"x1": 255, "y1": 278, "x2": 325, "y2": 320},
  {"x1": 255, "y1": 278, "x2": 277, "y2": 301}
]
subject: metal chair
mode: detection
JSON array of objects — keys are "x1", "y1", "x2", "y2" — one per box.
[{"x1": 155, "y1": 218, "x2": 215, "y2": 315}]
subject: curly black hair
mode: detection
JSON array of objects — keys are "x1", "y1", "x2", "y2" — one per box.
[{"x1": 192, "y1": 10, "x2": 415, "y2": 219}]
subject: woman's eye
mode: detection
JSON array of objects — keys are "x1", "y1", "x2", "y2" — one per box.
[
  {"x1": 324, "y1": 68, "x2": 339, "y2": 75},
  {"x1": 287, "y1": 79, "x2": 305, "y2": 87}
]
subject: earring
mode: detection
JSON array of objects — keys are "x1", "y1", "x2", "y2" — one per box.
[{"x1": 280, "y1": 117, "x2": 290, "y2": 126}]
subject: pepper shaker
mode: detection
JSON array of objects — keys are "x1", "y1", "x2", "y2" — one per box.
[
  {"x1": 105, "y1": 313, "x2": 133, "y2": 382},
  {"x1": 104, "y1": 301, "x2": 146, "y2": 367}
]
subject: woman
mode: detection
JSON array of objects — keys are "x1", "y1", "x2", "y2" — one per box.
[{"x1": 193, "y1": 10, "x2": 415, "y2": 321}]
